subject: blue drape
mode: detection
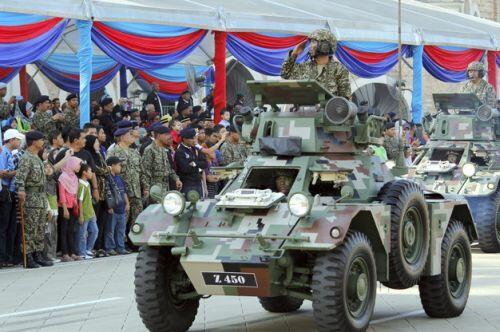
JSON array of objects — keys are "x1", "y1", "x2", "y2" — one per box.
[
  {"x1": 77, "y1": 20, "x2": 92, "y2": 127},
  {"x1": 411, "y1": 45, "x2": 423, "y2": 124}
]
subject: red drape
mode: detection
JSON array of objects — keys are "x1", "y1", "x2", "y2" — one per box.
[
  {"x1": 213, "y1": 31, "x2": 227, "y2": 125},
  {"x1": 487, "y1": 51, "x2": 497, "y2": 92},
  {"x1": 93, "y1": 22, "x2": 206, "y2": 55},
  {"x1": 135, "y1": 70, "x2": 188, "y2": 94},
  {"x1": 0, "y1": 17, "x2": 63, "y2": 43},
  {"x1": 424, "y1": 46, "x2": 484, "y2": 72},
  {"x1": 19, "y1": 66, "x2": 28, "y2": 99},
  {"x1": 343, "y1": 47, "x2": 398, "y2": 64},
  {"x1": 231, "y1": 32, "x2": 306, "y2": 49}
]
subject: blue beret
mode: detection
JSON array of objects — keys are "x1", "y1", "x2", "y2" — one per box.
[
  {"x1": 180, "y1": 128, "x2": 196, "y2": 139},
  {"x1": 116, "y1": 120, "x2": 137, "y2": 129},
  {"x1": 113, "y1": 127, "x2": 130, "y2": 137},
  {"x1": 25, "y1": 130, "x2": 45, "y2": 141}
]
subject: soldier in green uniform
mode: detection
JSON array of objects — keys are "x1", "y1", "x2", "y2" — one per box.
[
  {"x1": 281, "y1": 29, "x2": 351, "y2": 99},
  {"x1": 63, "y1": 93, "x2": 80, "y2": 128},
  {"x1": 0, "y1": 82, "x2": 15, "y2": 121},
  {"x1": 31, "y1": 95, "x2": 64, "y2": 137},
  {"x1": 107, "y1": 127, "x2": 145, "y2": 245},
  {"x1": 142, "y1": 126, "x2": 182, "y2": 198},
  {"x1": 15, "y1": 131, "x2": 54, "y2": 268},
  {"x1": 220, "y1": 125, "x2": 248, "y2": 166},
  {"x1": 461, "y1": 61, "x2": 496, "y2": 108},
  {"x1": 383, "y1": 122, "x2": 399, "y2": 162}
]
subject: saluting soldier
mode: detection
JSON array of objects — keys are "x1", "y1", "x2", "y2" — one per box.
[
  {"x1": 281, "y1": 29, "x2": 351, "y2": 99},
  {"x1": 175, "y1": 128, "x2": 208, "y2": 197},
  {"x1": 461, "y1": 61, "x2": 496, "y2": 108},
  {"x1": 142, "y1": 126, "x2": 182, "y2": 197},
  {"x1": 15, "y1": 131, "x2": 54, "y2": 268},
  {"x1": 107, "y1": 127, "x2": 145, "y2": 242}
]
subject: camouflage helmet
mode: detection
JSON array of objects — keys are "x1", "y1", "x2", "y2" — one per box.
[
  {"x1": 308, "y1": 29, "x2": 337, "y2": 55},
  {"x1": 467, "y1": 61, "x2": 485, "y2": 72}
]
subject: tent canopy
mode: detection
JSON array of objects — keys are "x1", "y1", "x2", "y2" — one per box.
[{"x1": 1, "y1": 0, "x2": 499, "y2": 50}]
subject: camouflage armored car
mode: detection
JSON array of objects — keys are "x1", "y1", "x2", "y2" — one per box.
[
  {"x1": 131, "y1": 81, "x2": 476, "y2": 332},
  {"x1": 409, "y1": 93, "x2": 500, "y2": 253}
]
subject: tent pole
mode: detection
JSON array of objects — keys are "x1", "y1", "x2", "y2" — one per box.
[
  {"x1": 76, "y1": 20, "x2": 93, "y2": 128},
  {"x1": 213, "y1": 31, "x2": 227, "y2": 124},
  {"x1": 19, "y1": 66, "x2": 28, "y2": 100}
]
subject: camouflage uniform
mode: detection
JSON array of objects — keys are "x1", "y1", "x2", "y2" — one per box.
[
  {"x1": 142, "y1": 143, "x2": 179, "y2": 193},
  {"x1": 15, "y1": 151, "x2": 47, "y2": 255},
  {"x1": 461, "y1": 79, "x2": 496, "y2": 108},
  {"x1": 31, "y1": 111, "x2": 57, "y2": 137},
  {"x1": 221, "y1": 142, "x2": 248, "y2": 166},
  {"x1": 108, "y1": 145, "x2": 144, "y2": 225},
  {"x1": 384, "y1": 137, "x2": 400, "y2": 161},
  {"x1": 0, "y1": 99, "x2": 11, "y2": 120},
  {"x1": 281, "y1": 29, "x2": 351, "y2": 99},
  {"x1": 63, "y1": 108, "x2": 79, "y2": 128}
]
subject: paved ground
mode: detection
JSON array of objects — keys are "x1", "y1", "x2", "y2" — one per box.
[{"x1": 0, "y1": 248, "x2": 499, "y2": 332}]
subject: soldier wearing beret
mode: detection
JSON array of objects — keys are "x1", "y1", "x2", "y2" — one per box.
[
  {"x1": 15, "y1": 131, "x2": 53, "y2": 268},
  {"x1": 107, "y1": 127, "x2": 145, "y2": 246},
  {"x1": 142, "y1": 126, "x2": 182, "y2": 198},
  {"x1": 63, "y1": 93, "x2": 80, "y2": 128},
  {"x1": 0, "y1": 82, "x2": 15, "y2": 121},
  {"x1": 220, "y1": 125, "x2": 248, "y2": 166},
  {"x1": 383, "y1": 122, "x2": 400, "y2": 162},
  {"x1": 174, "y1": 128, "x2": 208, "y2": 197},
  {"x1": 281, "y1": 29, "x2": 351, "y2": 99}
]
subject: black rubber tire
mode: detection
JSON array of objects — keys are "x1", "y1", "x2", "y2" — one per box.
[
  {"x1": 466, "y1": 191, "x2": 500, "y2": 253},
  {"x1": 312, "y1": 232, "x2": 377, "y2": 332},
  {"x1": 135, "y1": 246, "x2": 199, "y2": 332},
  {"x1": 378, "y1": 180, "x2": 430, "y2": 289},
  {"x1": 418, "y1": 221, "x2": 472, "y2": 318},
  {"x1": 258, "y1": 295, "x2": 304, "y2": 313}
]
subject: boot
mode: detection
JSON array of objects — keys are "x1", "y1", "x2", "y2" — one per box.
[
  {"x1": 34, "y1": 251, "x2": 53, "y2": 267},
  {"x1": 26, "y1": 254, "x2": 40, "y2": 269}
]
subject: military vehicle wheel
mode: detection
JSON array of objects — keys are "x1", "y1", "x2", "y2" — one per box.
[
  {"x1": 135, "y1": 246, "x2": 199, "y2": 332},
  {"x1": 467, "y1": 191, "x2": 500, "y2": 253},
  {"x1": 312, "y1": 232, "x2": 376, "y2": 332},
  {"x1": 418, "y1": 221, "x2": 472, "y2": 318},
  {"x1": 258, "y1": 295, "x2": 304, "y2": 313},
  {"x1": 378, "y1": 180, "x2": 430, "y2": 289}
]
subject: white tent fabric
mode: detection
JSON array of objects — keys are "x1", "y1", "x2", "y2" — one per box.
[{"x1": 1, "y1": 0, "x2": 498, "y2": 50}]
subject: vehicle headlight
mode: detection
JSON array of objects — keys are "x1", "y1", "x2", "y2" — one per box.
[
  {"x1": 288, "y1": 193, "x2": 312, "y2": 217},
  {"x1": 162, "y1": 191, "x2": 186, "y2": 216},
  {"x1": 462, "y1": 163, "x2": 476, "y2": 178}
]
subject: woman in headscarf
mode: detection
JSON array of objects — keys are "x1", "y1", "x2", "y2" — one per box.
[
  {"x1": 14, "y1": 100, "x2": 32, "y2": 133},
  {"x1": 83, "y1": 135, "x2": 110, "y2": 257},
  {"x1": 58, "y1": 156, "x2": 82, "y2": 262}
]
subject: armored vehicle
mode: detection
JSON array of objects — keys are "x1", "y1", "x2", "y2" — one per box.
[
  {"x1": 131, "y1": 81, "x2": 476, "y2": 332},
  {"x1": 409, "y1": 93, "x2": 499, "y2": 253}
]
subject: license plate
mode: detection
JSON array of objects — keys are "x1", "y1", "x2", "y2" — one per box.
[{"x1": 202, "y1": 272, "x2": 258, "y2": 287}]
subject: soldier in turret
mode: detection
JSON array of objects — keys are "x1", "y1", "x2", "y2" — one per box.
[
  {"x1": 281, "y1": 29, "x2": 351, "y2": 99},
  {"x1": 461, "y1": 61, "x2": 496, "y2": 108}
]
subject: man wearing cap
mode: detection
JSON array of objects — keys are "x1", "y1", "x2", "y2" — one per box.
[
  {"x1": 0, "y1": 129, "x2": 24, "y2": 267},
  {"x1": 281, "y1": 29, "x2": 351, "y2": 99},
  {"x1": 220, "y1": 126, "x2": 248, "y2": 166},
  {"x1": 98, "y1": 97, "x2": 115, "y2": 147},
  {"x1": 31, "y1": 95, "x2": 64, "y2": 137},
  {"x1": 383, "y1": 122, "x2": 399, "y2": 162},
  {"x1": 0, "y1": 82, "x2": 15, "y2": 121},
  {"x1": 142, "y1": 126, "x2": 182, "y2": 197},
  {"x1": 15, "y1": 131, "x2": 53, "y2": 268},
  {"x1": 63, "y1": 93, "x2": 80, "y2": 128},
  {"x1": 175, "y1": 128, "x2": 208, "y2": 197},
  {"x1": 108, "y1": 127, "x2": 145, "y2": 242}
]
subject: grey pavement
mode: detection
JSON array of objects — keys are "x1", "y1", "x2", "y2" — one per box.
[{"x1": 0, "y1": 248, "x2": 499, "y2": 332}]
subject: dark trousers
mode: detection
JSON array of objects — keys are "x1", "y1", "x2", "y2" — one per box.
[
  {"x1": 59, "y1": 207, "x2": 77, "y2": 256},
  {"x1": 94, "y1": 201, "x2": 109, "y2": 251},
  {"x1": 181, "y1": 180, "x2": 203, "y2": 198},
  {"x1": 0, "y1": 191, "x2": 17, "y2": 264}
]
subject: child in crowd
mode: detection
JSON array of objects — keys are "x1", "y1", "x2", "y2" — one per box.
[
  {"x1": 104, "y1": 156, "x2": 130, "y2": 256},
  {"x1": 76, "y1": 163, "x2": 98, "y2": 260},
  {"x1": 58, "y1": 156, "x2": 82, "y2": 262}
]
